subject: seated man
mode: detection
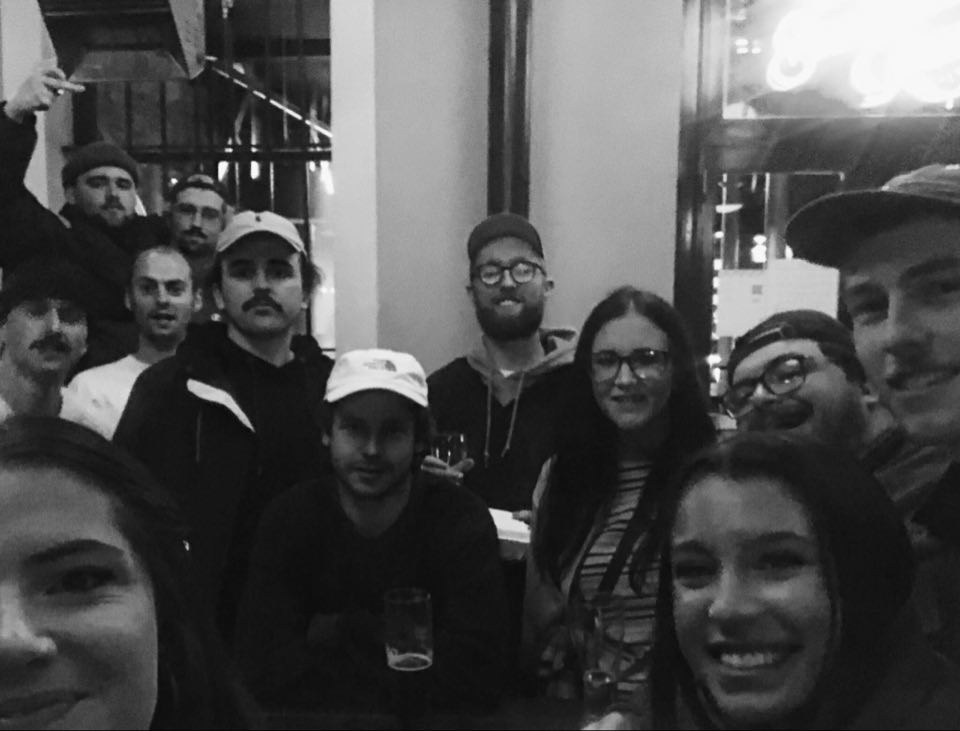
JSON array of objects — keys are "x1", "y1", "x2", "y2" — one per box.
[
  {"x1": 236, "y1": 349, "x2": 508, "y2": 712},
  {"x1": 0, "y1": 257, "x2": 106, "y2": 434},
  {"x1": 67, "y1": 245, "x2": 198, "y2": 437}
]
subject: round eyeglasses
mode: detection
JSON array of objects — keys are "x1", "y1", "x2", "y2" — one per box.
[
  {"x1": 590, "y1": 348, "x2": 671, "y2": 382},
  {"x1": 723, "y1": 354, "x2": 811, "y2": 418},
  {"x1": 472, "y1": 259, "x2": 544, "y2": 287}
]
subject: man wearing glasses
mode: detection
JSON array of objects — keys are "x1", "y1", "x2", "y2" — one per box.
[
  {"x1": 427, "y1": 212, "x2": 577, "y2": 513},
  {"x1": 724, "y1": 309, "x2": 948, "y2": 509},
  {"x1": 167, "y1": 173, "x2": 232, "y2": 321}
]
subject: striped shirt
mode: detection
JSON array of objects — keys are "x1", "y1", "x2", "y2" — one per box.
[{"x1": 574, "y1": 460, "x2": 659, "y2": 698}]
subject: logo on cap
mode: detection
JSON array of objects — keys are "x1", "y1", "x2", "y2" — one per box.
[{"x1": 364, "y1": 358, "x2": 397, "y2": 372}]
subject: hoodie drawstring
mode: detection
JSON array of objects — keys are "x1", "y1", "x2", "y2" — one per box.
[{"x1": 483, "y1": 368, "x2": 526, "y2": 467}]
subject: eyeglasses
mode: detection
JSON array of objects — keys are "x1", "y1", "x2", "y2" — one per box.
[
  {"x1": 723, "y1": 354, "x2": 812, "y2": 417},
  {"x1": 591, "y1": 348, "x2": 671, "y2": 382},
  {"x1": 472, "y1": 259, "x2": 544, "y2": 287}
]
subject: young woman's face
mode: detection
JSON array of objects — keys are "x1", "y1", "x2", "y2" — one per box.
[
  {"x1": 0, "y1": 466, "x2": 158, "y2": 730},
  {"x1": 589, "y1": 312, "x2": 673, "y2": 433},
  {"x1": 671, "y1": 475, "x2": 832, "y2": 727}
]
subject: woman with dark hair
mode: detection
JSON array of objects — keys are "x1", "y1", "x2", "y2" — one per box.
[
  {"x1": 524, "y1": 286, "x2": 715, "y2": 699},
  {"x1": 0, "y1": 416, "x2": 254, "y2": 729},
  {"x1": 600, "y1": 432, "x2": 960, "y2": 729}
]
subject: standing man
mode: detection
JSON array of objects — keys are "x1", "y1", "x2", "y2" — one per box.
[
  {"x1": 0, "y1": 257, "x2": 105, "y2": 433},
  {"x1": 787, "y1": 163, "x2": 960, "y2": 662},
  {"x1": 167, "y1": 173, "x2": 230, "y2": 321},
  {"x1": 67, "y1": 245, "x2": 198, "y2": 437},
  {"x1": 114, "y1": 210, "x2": 334, "y2": 642},
  {"x1": 428, "y1": 213, "x2": 577, "y2": 513},
  {"x1": 0, "y1": 62, "x2": 169, "y2": 368},
  {"x1": 236, "y1": 349, "x2": 507, "y2": 712}
]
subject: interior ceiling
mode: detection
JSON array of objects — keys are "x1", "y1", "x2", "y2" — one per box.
[{"x1": 204, "y1": 0, "x2": 330, "y2": 126}]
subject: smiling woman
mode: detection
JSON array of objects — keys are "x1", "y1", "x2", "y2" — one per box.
[
  {"x1": 631, "y1": 432, "x2": 960, "y2": 730},
  {"x1": 0, "y1": 417, "x2": 254, "y2": 730}
]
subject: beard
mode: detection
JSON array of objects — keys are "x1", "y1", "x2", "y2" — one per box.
[{"x1": 474, "y1": 298, "x2": 545, "y2": 342}]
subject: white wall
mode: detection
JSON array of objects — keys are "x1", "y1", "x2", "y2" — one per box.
[
  {"x1": 331, "y1": 0, "x2": 683, "y2": 371},
  {"x1": 331, "y1": 0, "x2": 487, "y2": 372},
  {"x1": 529, "y1": 0, "x2": 684, "y2": 330}
]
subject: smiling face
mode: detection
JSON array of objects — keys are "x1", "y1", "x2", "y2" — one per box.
[
  {"x1": 0, "y1": 465, "x2": 157, "y2": 730},
  {"x1": 841, "y1": 216, "x2": 960, "y2": 448},
  {"x1": 213, "y1": 234, "x2": 306, "y2": 342},
  {"x1": 671, "y1": 474, "x2": 832, "y2": 727},
  {"x1": 325, "y1": 391, "x2": 419, "y2": 503},
  {"x1": 65, "y1": 167, "x2": 137, "y2": 229},
  {"x1": 730, "y1": 339, "x2": 868, "y2": 451},
  {"x1": 468, "y1": 237, "x2": 553, "y2": 342},
  {"x1": 126, "y1": 250, "x2": 195, "y2": 351},
  {"x1": 1, "y1": 300, "x2": 87, "y2": 382},
  {"x1": 590, "y1": 311, "x2": 673, "y2": 433}
]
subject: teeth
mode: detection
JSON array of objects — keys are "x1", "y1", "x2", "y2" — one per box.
[{"x1": 719, "y1": 652, "x2": 780, "y2": 669}]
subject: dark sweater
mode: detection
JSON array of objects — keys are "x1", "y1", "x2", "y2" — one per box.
[{"x1": 235, "y1": 473, "x2": 509, "y2": 712}]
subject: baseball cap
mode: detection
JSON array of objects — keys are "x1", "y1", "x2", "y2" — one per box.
[
  {"x1": 727, "y1": 310, "x2": 857, "y2": 385},
  {"x1": 62, "y1": 140, "x2": 139, "y2": 188},
  {"x1": 786, "y1": 164, "x2": 960, "y2": 267},
  {"x1": 467, "y1": 212, "x2": 544, "y2": 263},
  {"x1": 325, "y1": 349, "x2": 429, "y2": 408},
  {"x1": 216, "y1": 210, "x2": 305, "y2": 255}
]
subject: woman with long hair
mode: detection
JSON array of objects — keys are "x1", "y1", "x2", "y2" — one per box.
[
  {"x1": 627, "y1": 432, "x2": 960, "y2": 729},
  {"x1": 0, "y1": 416, "x2": 254, "y2": 729},
  {"x1": 525, "y1": 286, "x2": 715, "y2": 699}
]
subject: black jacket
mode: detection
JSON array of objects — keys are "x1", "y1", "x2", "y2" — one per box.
[
  {"x1": 113, "y1": 323, "x2": 334, "y2": 640},
  {"x1": 0, "y1": 104, "x2": 168, "y2": 368},
  {"x1": 236, "y1": 473, "x2": 508, "y2": 712}
]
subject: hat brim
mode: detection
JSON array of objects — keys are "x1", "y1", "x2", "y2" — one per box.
[
  {"x1": 217, "y1": 230, "x2": 305, "y2": 256},
  {"x1": 324, "y1": 382, "x2": 428, "y2": 409},
  {"x1": 786, "y1": 190, "x2": 960, "y2": 268}
]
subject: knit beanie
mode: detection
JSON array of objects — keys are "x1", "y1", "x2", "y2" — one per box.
[{"x1": 62, "y1": 141, "x2": 139, "y2": 188}]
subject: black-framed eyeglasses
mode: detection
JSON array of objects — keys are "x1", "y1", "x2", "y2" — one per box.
[
  {"x1": 472, "y1": 259, "x2": 544, "y2": 287},
  {"x1": 591, "y1": 348, "x2": 671, "y2": 382},
  {"x1": 723, "y1": 354, "x2": 812, "y2": 417}
]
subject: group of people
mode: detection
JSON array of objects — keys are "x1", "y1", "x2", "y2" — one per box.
[{"x1": 2, "y1": 62, "x2": 960, "y2": 731}]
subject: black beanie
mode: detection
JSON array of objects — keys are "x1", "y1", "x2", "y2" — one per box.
[{"x1": 62, "y1": 141, "x2": 139, "y2": 188}]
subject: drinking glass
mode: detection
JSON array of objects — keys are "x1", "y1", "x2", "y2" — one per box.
[
  {"x1": 431, "y1": 431, "x2": 468, "y2": 466},
  {"x1": 568, "y1": 592, "x2": 625, "y2": 722},
  {"x1": 384, "y1": 588, "x2": 433, "y2": 725}
]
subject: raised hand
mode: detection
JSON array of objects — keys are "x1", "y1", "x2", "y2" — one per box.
[{"x1": 5, "y1": 60, "x2": 85, "y2": 123}]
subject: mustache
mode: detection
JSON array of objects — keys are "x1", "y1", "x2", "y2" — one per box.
[
  {"x1": 102, "y1": 198, "x2": 125, "y2": 211},
  {"x1": 31, "y1": 334, "x2": 71, "y2": 352},
  {"x1": 741, "y1": 400, "x2": 813, "y2": 431},
  {"x1": 242, "y1": 294, "x2": 283, "y2": 313}
]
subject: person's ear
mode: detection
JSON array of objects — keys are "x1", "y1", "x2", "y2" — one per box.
[
  {"x1": 321, "y1": 432, "x2": 330, "y2": 447},
  {"x1": 543, "y1": 276, "x2": 555, "y2": 296},
  {"x1": 124, "y1": 289, "x2": 133, "y2": 313},
  {"x1": 192, "y1": 288, "x2": 202, "y2": 314},
  {"x1": 64, "y1": 186, "x2": 77, "y2": 205},
  {"x1": 212, "y1": 284, "x2": 224, "y2": 311}
]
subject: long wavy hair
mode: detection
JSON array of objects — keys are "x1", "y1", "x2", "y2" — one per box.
[
  {"x1": 532, "y1": 286, "x2": 715, "y2": 587},
  {"x1": 0, "y1": 417, "x2": 256, "y2": 730},
  {"x1": 649, "y1": 432, "x2": 916, "y2": 729}
]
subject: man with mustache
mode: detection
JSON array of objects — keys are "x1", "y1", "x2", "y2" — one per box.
[
  {"x1": 0, "y1": 62, "x2": 169, "y2": 369},
  {"x1": 427, "y1": 213, "x2": 577, "y2": 513},
  {"x1": 166, "y1": 173, "x2": 231, "y2": 321},
  {"x1": 0, "y1": 257, "x2": 107, "y2": 433},
  {"x1": 236, "y1": 349, "x2": 507, "y2": 712},
  {"x1": 66, "y1": 245, "x2": 198, "y2": 438},
  {"x1": 114, "y1": 210, "x2": 334, "y2": 643},
  {"x1": 725, "y1": 309, "x2": 949, "y2": 508}
]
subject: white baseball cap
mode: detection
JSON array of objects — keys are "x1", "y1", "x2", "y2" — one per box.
[
  {"x1": 325, "y1": 349, "x2": 429, "y2": 408},
  {"x1": 216, "y1": 210, "x2": 305, "y2": 255}
]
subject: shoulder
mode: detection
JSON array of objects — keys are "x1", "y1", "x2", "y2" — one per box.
[
  {"x1": 428, "y1": 357, "x2": 473, "y2": 387},
  {"x1": 420, "y1": 477, "x2": 495, "y2": 532}
]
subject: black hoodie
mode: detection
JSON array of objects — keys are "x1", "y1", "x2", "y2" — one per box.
[
  {"x1": 114, "y1": 322, "x2": 334, "y2": 641},
  {"x1": 0, "y1": 103, "x2": 169, "y2": 369}
]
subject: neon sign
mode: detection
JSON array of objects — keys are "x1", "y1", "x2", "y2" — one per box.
[{"x1": 765, "y1": 0, "x2": 960, "y2": 108}]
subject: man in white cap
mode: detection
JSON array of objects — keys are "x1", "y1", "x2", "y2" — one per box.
[
  {"x1": 114, "y1": 210, "x2": 334, "y2": 643},
  {"x1": 236, "y1": 348, "x2": 507, "y2": 713}
]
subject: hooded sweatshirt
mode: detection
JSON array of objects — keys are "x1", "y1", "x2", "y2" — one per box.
[{"x1": 428, "y1": 328, "x2": 577, "y2": 511}]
